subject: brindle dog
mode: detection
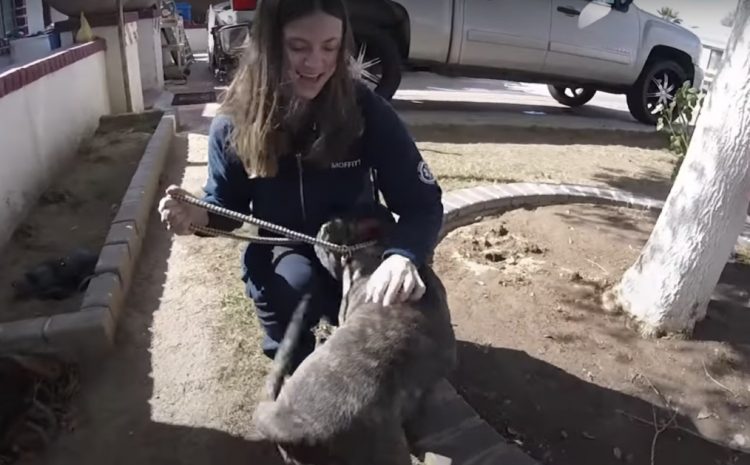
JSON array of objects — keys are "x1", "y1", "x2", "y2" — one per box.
[{"x1": 253, "y1": 206, "x2": 456, "y2": 465}]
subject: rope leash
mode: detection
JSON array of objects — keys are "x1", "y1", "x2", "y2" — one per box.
[{"x1": 171, "y1": 192, "x2": 377, "y2": 255}]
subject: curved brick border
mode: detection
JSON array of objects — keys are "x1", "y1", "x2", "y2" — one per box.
[
  {"x1": 0, "y1": 39, "x2": 106, "y2": 99},
  {"x1": 440, "y1": 182, "x2": 664, "y2": 239},
  {"x1": 0, "y1": 113, "x2": 176, "y2": 361},
  {"x1": 439, "y1": 182, "x2": 749, "y2": 249}
]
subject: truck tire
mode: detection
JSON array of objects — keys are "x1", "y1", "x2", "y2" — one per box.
[
  {"x1": 547, "y1": 85, "x2": 596, "y2": 107},
  {"x1": 353, "y1": 30, "x2": 402, "y2": 100},
  {"x1": 627, "y1": 59, "x2": 688, "y2": 125}
]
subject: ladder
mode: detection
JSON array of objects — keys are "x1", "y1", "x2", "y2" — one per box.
[{"x1": 160, "y1": 0, "x2": 194, "y2": 81}]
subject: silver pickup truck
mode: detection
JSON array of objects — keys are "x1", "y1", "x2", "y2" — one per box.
[{"x1": 211, "y1": 0, "x2": 705, "y2": 125}]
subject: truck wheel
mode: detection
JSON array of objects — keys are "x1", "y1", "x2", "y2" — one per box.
[
  {"x1": 547, "y1": 85, "x2": 596, "y2": 107},
  {"x1": 627, "y1": 60, "x2": 688, "y2": 125},
  {"x1": 353, "y1": 30, "x2": 402, "y2": 100}
]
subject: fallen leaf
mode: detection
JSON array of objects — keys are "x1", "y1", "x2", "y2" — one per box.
[
  {"x1": 697, "y1": 408, "x2": 716, "y2": 420},
  {"x1": 582, "y1": 432, "x2": 595, "y2": 440},
  {"x1": 560, "y1": 430, "x2": 568, "y2": 439},
  {"x1": 613, "y1": 447, "x2": 622, "y2": 460}
]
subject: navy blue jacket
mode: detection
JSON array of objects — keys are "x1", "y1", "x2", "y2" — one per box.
[{"x1": 201, "y1": 84, "x2": 443, "y2": 273}]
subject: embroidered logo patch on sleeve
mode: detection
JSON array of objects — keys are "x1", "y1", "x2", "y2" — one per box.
[{"x1": 418, "y1": 160, "x2": 437, "y2": 185}]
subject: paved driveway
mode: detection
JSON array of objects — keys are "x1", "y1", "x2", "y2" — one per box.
[
  {"x1": 164, "y1": 56, "x2": 654, "y2": 133},
  {"x1": 392, "y1": 71, "x2": 653, "y2": 132}
]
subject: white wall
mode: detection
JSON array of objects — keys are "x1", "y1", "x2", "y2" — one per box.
[
  {"x1": 0, "y1": 51, "x2": 111, "y2": 249},
  {"x1": 185, "y1": 27, "x2": 209, "y2": 53},
  {"x1": 50, "y1": 8, "x2": 67, "y2": 23},
  {"x1": 92, "y1": 21, "x2": 144, "y2": 114},
  {"x1": 136, "y1": 17, "x2": 164, "y2": 91},
  {"x1": 25, "y1": 0, "x2": 46, "y2": 34},
  {"x1": 10, "y1": 35, "x2": 51, "y2": 65}
]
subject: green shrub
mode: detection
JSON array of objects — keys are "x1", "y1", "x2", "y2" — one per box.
[{"x1": 656, "y1": 81, "x2": 705, "y2": 179}]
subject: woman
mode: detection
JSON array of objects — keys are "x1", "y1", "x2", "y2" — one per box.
[{"x1": 157, "y1": 0, "x2": 444, "y2": 368}]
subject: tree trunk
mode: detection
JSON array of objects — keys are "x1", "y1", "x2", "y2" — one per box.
[{"x1": 607, "y1": 0, "x2": 750, "y2": 337}]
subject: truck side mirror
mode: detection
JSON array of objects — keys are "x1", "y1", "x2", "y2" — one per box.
[{"x1": 614, "y1": 0, "x2": 633, "y2": 12}]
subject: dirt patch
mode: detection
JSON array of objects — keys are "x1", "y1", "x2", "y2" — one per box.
[
  {"x1": 413, "y1": 125, "x2": 675, "y2": 198},
  {"x1": 434, "y1": 203, "x2": 750, "y2": 465},
  {"x1": 0, "y1": 111, "x2": 162, "y2": 324}
]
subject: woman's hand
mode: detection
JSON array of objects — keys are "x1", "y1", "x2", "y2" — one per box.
[
  {"x1": 365, "y1": 254, "x2": 426, "y2": 307},
  {"x1": 157, "y1": 185, "x2": 209, "y2": 235}
]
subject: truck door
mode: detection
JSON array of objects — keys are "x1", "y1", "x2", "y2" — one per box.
[
  {"x1": 543, "y1": 0, "x2": 640, "y2": 85},
  {"x1": 459, "y1": 0, "x2": 552, "y2": 72}
]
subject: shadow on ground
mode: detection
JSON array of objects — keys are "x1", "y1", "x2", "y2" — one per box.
[
  {"x1": 592, "y1": 167, "x2": 674, "y2": 200},
  {"x1": 552, "y1": 203, "x2": 659, "y2": 237},
  {"x1": 450, "y1": 342, "x2": 750, "y2": 465},
  {"x1": 393, "y1": 98, "x2": 637, "y2": 124},
  {"x1": 409, "y1": 123, "x2": 668, "y2": 149},
  {"x1": 21, "y1": 132, "x2": 284, "y2": 465},
  {"x1": 174, "y1": 104, "x2": 214, "y2": 137},
  {"x1": 697, "y1": 261, "x2": 750, "y2": 354}
]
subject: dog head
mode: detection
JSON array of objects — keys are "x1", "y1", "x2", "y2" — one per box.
[{"x1": 314, "y1": 204, "x2": 395, "y2": 280}]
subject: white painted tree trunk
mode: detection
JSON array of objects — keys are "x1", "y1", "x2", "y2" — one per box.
[{"x1": 610, "y1": 0, "x2": 750, "y2": 337}]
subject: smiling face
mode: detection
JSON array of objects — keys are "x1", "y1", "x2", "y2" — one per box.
[{"x1": 282, "y1": 11, "x2": 343, "y2": 100}]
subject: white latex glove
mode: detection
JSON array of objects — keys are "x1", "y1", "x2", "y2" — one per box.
[{"x1": 365, "y1": 254, "x2": 426, "y2": 307}]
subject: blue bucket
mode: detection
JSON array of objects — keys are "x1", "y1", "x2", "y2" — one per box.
[{"x1": 175, "y1": 2, "x2": 192, "y2": 22}]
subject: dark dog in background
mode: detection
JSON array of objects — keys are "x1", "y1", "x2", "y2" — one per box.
[
  {"x1": 11, "y1": 248, "x2": 98, "y2": 301},
  {"x1": 253, "y1": 206, "x2": 456, "y2": 465}
]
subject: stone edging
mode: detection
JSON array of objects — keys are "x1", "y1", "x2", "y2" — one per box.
[
  {"x1": 0, "y1": 113, "x2": 176, "y2": 360},
  {"x1": 439, "y1": 182, "x2": 749, "y2": 249},
  {"x1": 440, "y1": 182, "x2": 664, "y2": 239}
]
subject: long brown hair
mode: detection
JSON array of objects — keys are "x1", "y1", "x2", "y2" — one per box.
[{"x1": 219, "y1": 0, "x2": 363, "y2": 178}]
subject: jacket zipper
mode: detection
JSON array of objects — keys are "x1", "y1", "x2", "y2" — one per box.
[{"x1": 296, "y1": 152, "x2": 307, "y2": 222}]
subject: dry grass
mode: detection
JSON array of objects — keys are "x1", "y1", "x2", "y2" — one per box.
[
  {"x1": 413, "y1": 126, "x2": 674, "y2": 197},
  {"x1": 214, "y1": 284, "x2": 270, "y2": 398}
]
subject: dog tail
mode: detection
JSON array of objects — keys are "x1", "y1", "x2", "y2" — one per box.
[
  {"x1": 265, "y1": 292, "x2": 312, "y2": 400},
  {"x1": 253, "y1": 400, "x2": 306, "y2": 442}
]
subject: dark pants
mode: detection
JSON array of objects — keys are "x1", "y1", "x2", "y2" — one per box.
[{"x1": 243, "y1": 245, "x2": 342, "y2": 369}]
